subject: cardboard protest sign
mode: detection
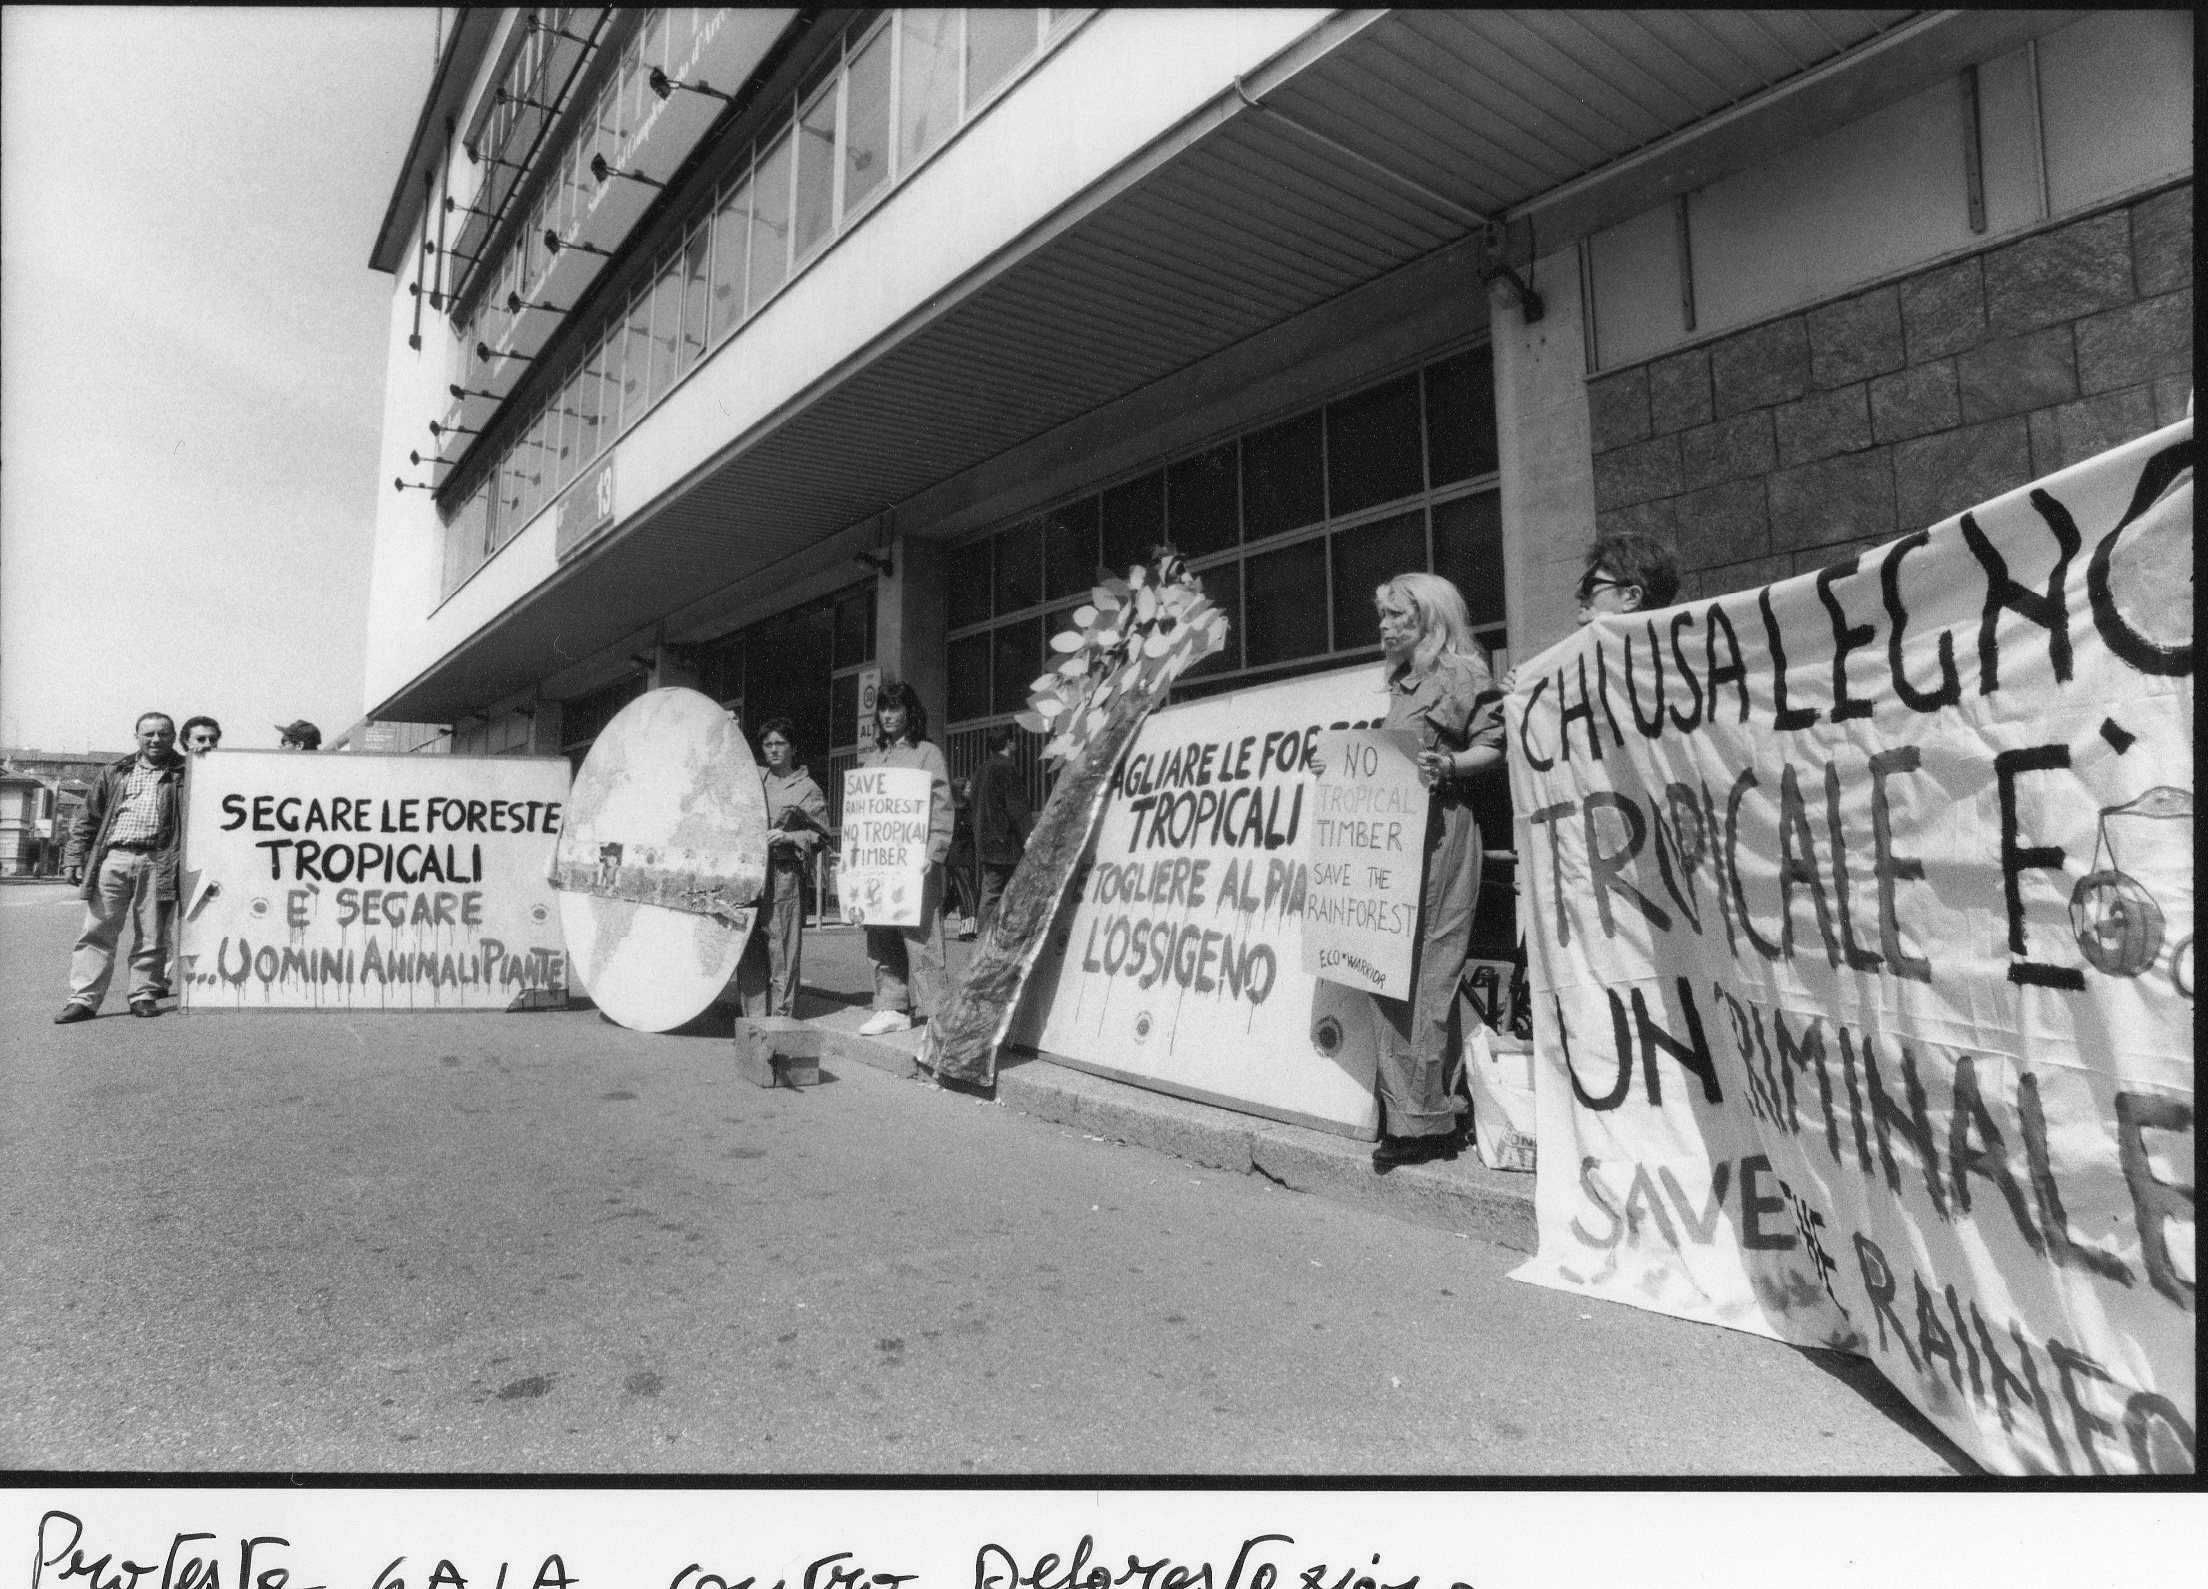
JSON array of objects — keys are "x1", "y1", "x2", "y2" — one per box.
[
  {"x1": 1507, "y1": 420, "x2": 2194, "y2": 1474},
  {"x1": 1007, "y1": 665, "x2": 1393, "y2": 1138},
  {"x1": 180, "y1": 751, "x2": 571, "y2": 1011},
  {"x1": 1303, "y1": 728, "x2": 1428, "y2": 998},
  {"x1": 839, "y1": 766, "x2": 933, "y2": 926}
]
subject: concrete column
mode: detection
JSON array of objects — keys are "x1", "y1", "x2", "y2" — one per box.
[
  {"x1": 877, "y1": 530, "x2": 947, "y2": 740},
  {"x1": 525, "y1": 695, "x2": 564, "y2": 757},
  {"x1": 1492, "y1": 248, "x2": 1598, "y2": 669}
]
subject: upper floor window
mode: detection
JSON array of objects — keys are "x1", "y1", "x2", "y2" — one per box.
[{"x1": 439, "y1": 9, "x2": 1096, "y2": 602}]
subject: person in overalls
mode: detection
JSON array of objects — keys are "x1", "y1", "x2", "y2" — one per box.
[{"x1": 1362, "y1": 573, "x2": 1507, "y2": 1170}]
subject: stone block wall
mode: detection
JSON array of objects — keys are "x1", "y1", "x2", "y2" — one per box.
[{"x1": 1586, "y1": 182, "x2": 2192, "y2": 601}]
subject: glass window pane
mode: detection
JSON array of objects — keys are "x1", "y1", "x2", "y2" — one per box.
[
  {"x1": 1326, "y1": 372, "x2": 1424, "y2": 516},
  {"x1": 1242, "y1": 537, "x2": 1329, "y2": 666},
  {"x1": 617, "y1": 289, "x2": 651, "y2": 430},
  {"x1": 833, "y1": 586, "x2": 874, "y2": 668},
  {"x1": 679, "y1": 224, "x2": 710, "y2": 373},
  {"x1": 496, "y1": 452, "x2": 522, "y2": 541},
  {"x1": 747, "y1": 132, "x2": 793, "y2": 306},
  {"x1": 844, "y1": 24, "x2": 891, "y2": 209},
  {"x1": 1240, "y1": 410, "x2": 1324, "y2": 542},
  {"x1": 1100, "y1": 471, "x2": 1166, "y2": 574},
  {"x1": 966, "y1": 7, "x2": 1035, "y2": 108},
  {"x1": 1432, "y1": 491, "x2": 1505, "y2": 629},
  {"x1": 1042, "y1": 496, "x2": 1099, "y2": 600},
  {"x1": 992, "y1": 517, "x2": 1043, "y2": 614},
  {"x1": 446, "y1": 482, "x2": 489, "y2": 594},
  {"x1": 946, "y1": 632, "x2": 992, "y2": 723},
  {"x1": 1180, "y1": 559, "x2": 1240, "y2": 681},
  {"x1": 1166, "y1": 442, "x2": 1237, "y2": 557},
  {"x1": 947, "y1": 537, "x2": 992, "y2": 630},
  {"x1": 574, "y1": 343, "x2": 605, "y2": 463},
  {"x1": 1330, "y1": 509, "x2": 1427, "y2": 653},
  {"x1": 793, "y1": 83, "x2": 837, "y2": 260},
  {"x1": 520, "y1": 413, "x2": 548, "y2": 522},
  {"x1": 1425, "y1": 346, "x2": 1498, "y2": 485},
  {"x1": 992, "y1": 618, "x2": 1043, "y2": 716},
  {"x1": 646, "y1": 261, "x2": 682, "y2": 404},
  {"x1": 709, "y1": 178, "x2": 751, "y2": 340},
  {"x1": 550, "y1": 377, "x2": 577, "y2": 491},
  {"x1": 899, "y1": 10, "x2": 960, "y2": 168},
  {"x1": 831, "y1": 671, "x2": 859, "y2": 749}
]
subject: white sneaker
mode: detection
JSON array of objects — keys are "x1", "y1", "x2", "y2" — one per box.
[{"x1": 858, "y1": 1009, "x2": 913, "y2": 1036}]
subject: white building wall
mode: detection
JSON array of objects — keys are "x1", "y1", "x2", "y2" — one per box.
[
  {"x1": 1583, "y1": 11, "x2": 2193, "y2": 375},
  {"x1": 361, "y1": 8, "x2": 1331, "y2": 717}
]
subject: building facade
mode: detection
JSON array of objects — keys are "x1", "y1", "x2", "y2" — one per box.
[
  {"x1": 0, "y1": 751, "x2": 128, "y2": 876},
  {"x1": 363, "y1": 9, "x2": 2191, "y2": 832}
]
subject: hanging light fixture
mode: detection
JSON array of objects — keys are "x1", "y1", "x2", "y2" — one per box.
[
  {"x1": 428, "y1": 419, "x2": 479, "y2": 439},
  {"x1": 508, "y1": 290, "x2": 569, "y2": 316},
  {"x1": 544, "y1": 228, "x2": 612, "y2": 258},
  {"x1": 649, "y1": 65, "x2": 735, "y2": 103},
  {"x1": 591, "y1": 150, "x2": 664, "y2": 189}
]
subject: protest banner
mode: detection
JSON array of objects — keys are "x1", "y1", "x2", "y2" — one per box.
[
  {"x1": 1303, "y1": 728, "x2": 1428, "y2": 998},
  {"x1": 1008, "y1": 665, "x2": 1393, "y2": 1137},
  {"x1": 840, "y1": 766, "x2": 934, "y2": 926},
  {"x1": 1506, "y1": 419, "x2": 2194, "y2": 1474},
  {"x1": 180, "y1": 751, "x2": 572, "y2": 1012}
]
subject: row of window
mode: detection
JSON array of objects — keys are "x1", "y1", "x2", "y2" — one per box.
[
  {"x1": 440, "y1": 8, "x2": 1089, "y2": 599},
  {"x1": 946, "y1": 349, "x2": 1497, "y2": 629},
  {"x1": 448, "y1": 6, "x2": 614, "y2": 315},
  {"x1": 942, "y1": 348, "x2": 1504, "y2": 727}
]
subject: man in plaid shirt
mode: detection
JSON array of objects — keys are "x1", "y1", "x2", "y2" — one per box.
[{"x1": 56, "y1": 712, "x2": 188, "y2": 1022}]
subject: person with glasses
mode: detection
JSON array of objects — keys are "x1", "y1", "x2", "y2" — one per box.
[
  {"x1": 735, "y1": 717, "x2": 830, "y2": 1020},
  {"x1": 1316, "y1": 573, "x2": 1507, "y2": 1171},
  {"x1": 1502, "y1": 529, "x2": 1683, "y2": 694},
  {"x1": 179, "y1": 716, "x2": 222, "y2": 756},
  {"x1": 1574, "y1": 529, "x2": 1680, "y2": 624}
]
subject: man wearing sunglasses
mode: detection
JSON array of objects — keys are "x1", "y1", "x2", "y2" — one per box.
[
  {"x1": 1574, "y1": 529, "x2": 1680, "y2": 623},
  {"x1": 1502, "y1": 530, "x2": 1682, "y2": 695}
]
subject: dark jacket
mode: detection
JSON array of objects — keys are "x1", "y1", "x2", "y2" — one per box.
[
  {"x1": 970, "y1": 752, "x2": 1032, "y2": 866},
  {"x1": 66, "y1": 752, "x2": 187, "y2": 902}
]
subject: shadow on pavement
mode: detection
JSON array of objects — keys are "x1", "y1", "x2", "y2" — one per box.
[{"x1": 1792, "y1": 1343, "x2": 1981, "y2": 1473}]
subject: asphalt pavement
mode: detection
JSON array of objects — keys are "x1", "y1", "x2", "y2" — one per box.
[{"x1": 0, "y1": 880, "x2": 1971, "y2": 1474}]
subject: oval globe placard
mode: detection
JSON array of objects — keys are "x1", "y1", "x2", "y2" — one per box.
[{"x1": 550, "y1": 687, "x2": 770, "y2": 1032}]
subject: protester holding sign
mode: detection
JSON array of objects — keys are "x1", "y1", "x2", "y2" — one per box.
[
  {"x1": 856, "y1": 681, "x2": 956, "y2": 1036},
  {"x1": 1327, "y1": 574, "x2": 1507, "y2": 1170},
  {"x1": 737, "y1": 718, "x2": 829, "y2": 1019}
]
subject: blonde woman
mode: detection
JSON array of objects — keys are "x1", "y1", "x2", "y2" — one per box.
[{"x1": 1361, "y1": 572, "x2": 1506, "y2": 1170}]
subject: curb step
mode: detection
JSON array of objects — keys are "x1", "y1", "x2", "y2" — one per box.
[{"x1": 786, "y1": 1019, "x2": 1539, "y2": 1254}]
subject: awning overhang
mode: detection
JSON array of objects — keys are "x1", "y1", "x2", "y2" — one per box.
[
  {"x1": 375, "y1": 8, "x2": 2067, "y2": 726},
  {"x1": 368, "y1": 8, "x2": 505, "y2": 275}
]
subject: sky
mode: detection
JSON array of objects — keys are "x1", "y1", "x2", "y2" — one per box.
[{"x1": 1, "y1": 8, "x2": 437, "y2": 754}]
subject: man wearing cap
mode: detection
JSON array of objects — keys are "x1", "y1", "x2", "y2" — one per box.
[
  {"x1": 277, "y1": 719, "x2": 321, "y2": 751},
  {"x1": 55, "y1": 712, "x2": 188, "y2": 1023}
]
